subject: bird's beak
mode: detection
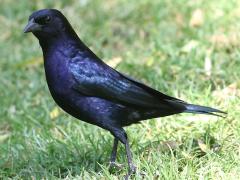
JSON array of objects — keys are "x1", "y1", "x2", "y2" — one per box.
[{"x1": 23, "y1": 18, "x2": 41, "y2": 33}]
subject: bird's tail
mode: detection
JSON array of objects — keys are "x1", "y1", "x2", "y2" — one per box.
[{"x1": 184, "y1": 103, "x2": 226, "y2": 117}]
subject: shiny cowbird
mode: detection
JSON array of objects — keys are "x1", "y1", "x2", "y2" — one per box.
[{"x1": 24, "y1": 9, "x2": 225, "y2": 175}]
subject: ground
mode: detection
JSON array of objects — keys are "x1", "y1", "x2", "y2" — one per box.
[{"x1": 0, "y1": 0, "x2": 240, "y2": 179}]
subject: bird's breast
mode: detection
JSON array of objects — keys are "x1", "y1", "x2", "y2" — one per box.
[{"x1": 43, "y1": 52, "x2": 72, "y2": 99}]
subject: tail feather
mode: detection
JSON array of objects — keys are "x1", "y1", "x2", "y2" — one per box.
[{"x1": 184, "y1": 103, "x2": 227, "y2": 117}]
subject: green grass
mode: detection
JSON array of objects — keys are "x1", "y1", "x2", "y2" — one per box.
[{"x1": 1, "y1": 0, "x2": 240, "y2": 179}]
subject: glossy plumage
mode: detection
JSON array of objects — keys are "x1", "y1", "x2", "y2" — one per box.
[{"x1": 24, "y1": 9, "x2": 225, "y2": 176}]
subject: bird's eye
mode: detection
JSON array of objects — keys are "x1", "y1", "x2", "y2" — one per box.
[
  {"x1": 35, "y1": 16, "x2": 51, "y2": 25},
  {"x1": 45, "y1": 16, "x2": 51, "y2": 23}
]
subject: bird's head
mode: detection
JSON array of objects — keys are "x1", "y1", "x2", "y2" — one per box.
[{"x1": 24, "y1": 9, "x2": 76, "y2": 41}]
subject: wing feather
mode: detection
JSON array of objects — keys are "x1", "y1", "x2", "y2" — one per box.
[{"x1": 69, "y1": 57, "x2": 185, "y2": 111}]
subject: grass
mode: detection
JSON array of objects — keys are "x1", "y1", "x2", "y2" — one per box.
[{"x1": 0, "y1": 0, "x2": 240, "y2": 179}]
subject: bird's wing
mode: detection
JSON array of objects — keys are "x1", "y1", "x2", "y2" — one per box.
[
  {"x1": 69, "y1": 58, "x2": 185, "y2": 110},
  {"x1": 117, "y1": 70, "x2": 184, "y2": 103}
]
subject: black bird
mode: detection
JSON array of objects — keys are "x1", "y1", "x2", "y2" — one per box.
[{"x1": 24, "y1": 9, "x2": 225, "y2": 175}]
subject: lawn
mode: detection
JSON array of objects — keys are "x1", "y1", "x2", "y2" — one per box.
[{"x1": 0, "y1": 0, "x2": 240, "y2": 179}]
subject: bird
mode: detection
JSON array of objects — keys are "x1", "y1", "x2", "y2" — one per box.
[{"x1": 24, "y1": 9, "x2": 225, "y2": 176}]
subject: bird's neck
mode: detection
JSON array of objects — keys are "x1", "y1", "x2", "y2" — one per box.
[
  {"x1": 40, "y1": 30, "x2": 73, "y2": 45},
  {"x1": 38, "y1": 31, "x2": 81, "y2": 56}
]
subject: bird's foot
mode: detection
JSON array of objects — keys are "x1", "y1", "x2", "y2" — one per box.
[
  {"x1": 124, "y1": 163, "x2": 137, "y2": 179},
  {"x1": 129, "y1": 163, "x2": 137, "y2": 174},
  {"x1": 108, "y1": 161, "x2": 124, "y2": 172},
  {"x1": 124, "y1": 170, "x2": 147, "y2": 180}
]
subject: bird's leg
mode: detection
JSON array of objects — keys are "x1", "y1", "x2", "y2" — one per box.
[
  {"x1": 110, "y1": 138, "x2": 118, "y2": 163},
  {"x1": 109, "y1": 138, "x2": 122, "y2": 169},
  {"x1": 125, "y1": 138, "x2": 137, "y2": 175},
  {"x1": 109, "y1": 128, "x2": 136, "y2": 177}
]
